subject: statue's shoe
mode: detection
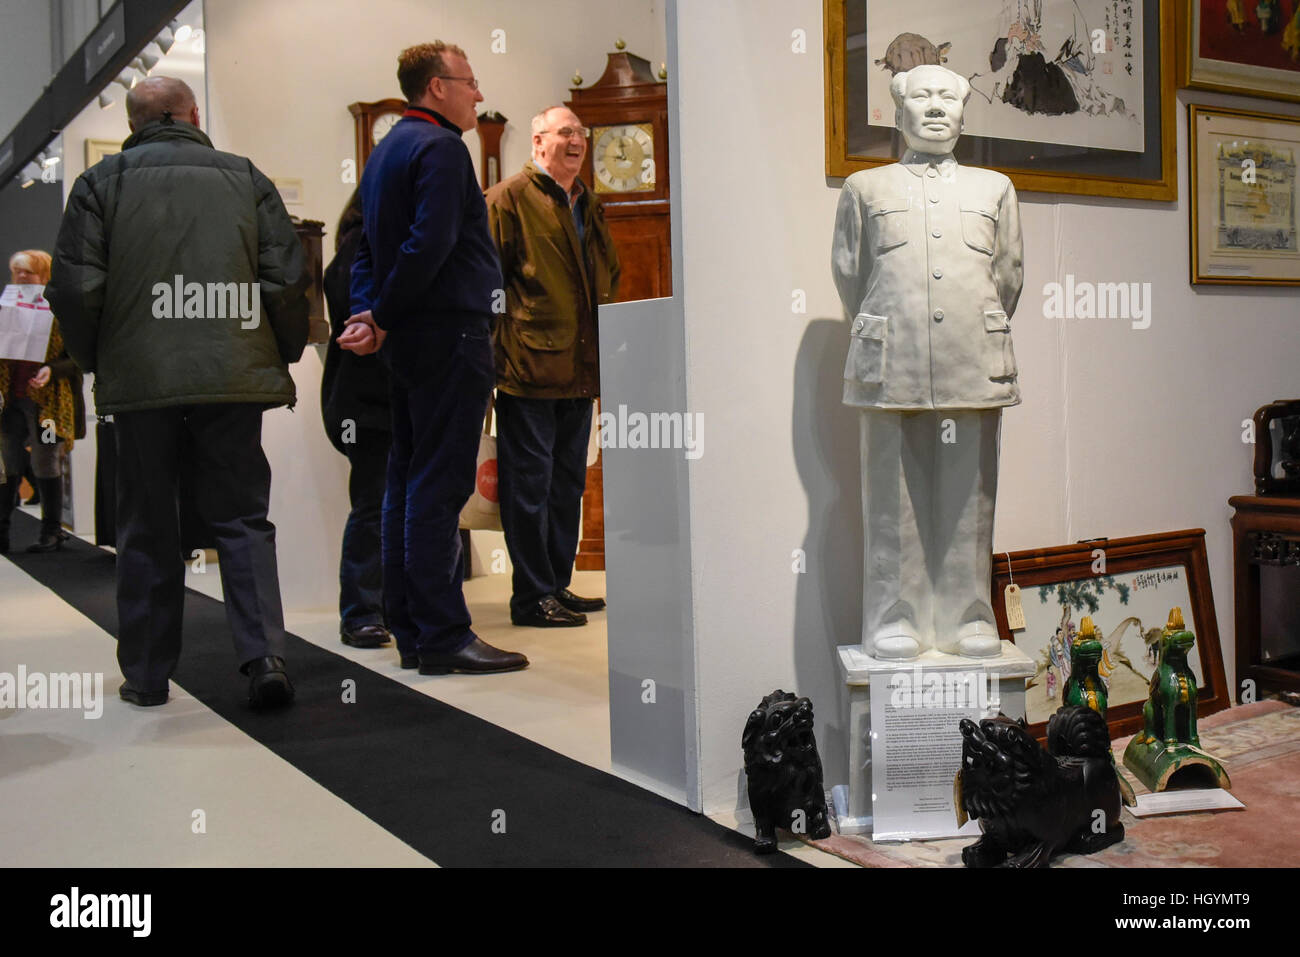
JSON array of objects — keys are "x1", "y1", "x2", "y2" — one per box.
[
  {"x1": 868, "y1": 621, "x2": 922, "y2": 660},
  {"x1": 954, "y1": 621, "x2": 1002, "y2": 658}
]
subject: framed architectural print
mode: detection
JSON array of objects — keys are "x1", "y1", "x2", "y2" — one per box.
[
  {"x1": 1189, "y1": 104, "x2": 1300, "y2": 285},
  {"x1": 992, "y1": 529, "x2": 1230, "y2": 741},
  {"x1": 1182, "y1": 0, "x2": 1300, "y2": 102},
  {"x1": 824, "y1": 0, "x2": 1177, "y2": 200}
]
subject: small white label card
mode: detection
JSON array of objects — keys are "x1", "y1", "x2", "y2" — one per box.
[{"x1": 1127, "y1": 788, "x2": 1244, "y2": 818}]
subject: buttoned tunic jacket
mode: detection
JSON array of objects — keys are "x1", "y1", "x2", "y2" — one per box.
[{"x1": 832, "y1": 150, "x2": 1024, "y2": 410}]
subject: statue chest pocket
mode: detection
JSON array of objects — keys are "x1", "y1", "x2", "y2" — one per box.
[
  {"x1": 961, "y1": 206, "x2": 998, "y2": 255},
  {"x1": 845, "y1": 313, "x2": 887, "y2": 384},
  {"x1": 867, "y1": 197, "x2": 911, "y2": 253}
]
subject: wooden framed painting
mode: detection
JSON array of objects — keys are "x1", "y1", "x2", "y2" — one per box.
[
  {"x1": 991, "y1": 529, "x2": 1230, "y2": 741},
  {"x1": 1182, "y1": 0, "x2": 1300, "y2": 102},
  {"x1": 824, "y1": 0, "x2": 1178, "y2": 200},
  {"x1": 1189, "y1": 104, "x2": 1300, "y2": 285}
]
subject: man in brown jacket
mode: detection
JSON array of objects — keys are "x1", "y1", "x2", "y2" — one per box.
[{"x1": 486, "y1": 105, "x2": 620, "y2": 627}]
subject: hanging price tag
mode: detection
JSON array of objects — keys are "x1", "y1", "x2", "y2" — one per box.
[{"x1": 1004, "y1": 583, "x2": 1026, "y2": 631}]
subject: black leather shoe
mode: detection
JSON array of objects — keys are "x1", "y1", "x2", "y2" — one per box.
[
  {"x1": 26, "y1": 531, "x2": 63, "y2": 553},
  {"x1": 399, "y1": 654, "x2": 419, "y2": 670},
  {"x1": 511, "y1": 595, "x2": 587, "y2": 628},
  {"x1": 119, "y1": 682, "x2": 168, "y2": 707},
  {"x1": 242, "y1": 656, "x2": 295, "y2": 709},
  {"x1": 341, "y1": 623, "x2": 393, "y2": 648},
  {"x1": 555, "y1": 587, "x2": 606, "y2": 613},
  {"x1": 418, "y1": 638, "x2": 529, "y2": 675}
]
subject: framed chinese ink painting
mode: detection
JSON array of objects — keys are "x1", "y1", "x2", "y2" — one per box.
[
  {"x1": 1189, "y1": 104, "x2": 1300, "y2": 285},
  {"x1": 991, "y1": 529, "x2": 1229, "y2": 741},
  {"x1": 1182, "y1": 0, "x2": 1300, "y2": 102},
  {"x1": 824, "y1": 0, "x2": 1178, "y2": 200}
]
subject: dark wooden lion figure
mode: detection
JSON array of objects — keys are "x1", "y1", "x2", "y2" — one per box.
[
  {"x1": 742, "y1": 690, "x2": 832, "y2": 853},
  {"x1": 956, "y1": 705, "x2": 1124, "y2": 868}
]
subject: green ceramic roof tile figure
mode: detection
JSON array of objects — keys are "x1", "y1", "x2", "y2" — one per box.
[
  {"x1": 1063, "y1": 616, "x2": 1108, "y2": 715},
  {"x1": 1062, "y1": 616, "x2": 1136, "y2": 806},
  {"x1": 1123, "y1": 607, "x2": 1232, "y2": 792}
]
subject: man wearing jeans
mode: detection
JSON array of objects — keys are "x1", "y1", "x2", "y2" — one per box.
[
  {"x1": 486, "y1": 105, "x2": 620, "y2": 628},
  {"x1": 342, "y1": 41, "x2": 526, "y2": 674}
]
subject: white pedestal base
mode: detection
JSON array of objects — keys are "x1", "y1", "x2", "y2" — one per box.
[{"x1": 833, "y1": 641, "x2": 1034, "y2": 838}]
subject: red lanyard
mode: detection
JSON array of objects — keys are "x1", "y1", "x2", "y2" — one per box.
[{"x1": 402, "y1": 108, "x2": 442, "y2": 127}]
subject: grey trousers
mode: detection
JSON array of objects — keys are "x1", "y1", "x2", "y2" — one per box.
[{"x1": 859, "y1": 408, "x2": 1000, "y2": 654}]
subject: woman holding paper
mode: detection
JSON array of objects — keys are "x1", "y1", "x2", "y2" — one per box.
[{"x1": 0, "y1": 249, "x2": 84, "y2": 553}]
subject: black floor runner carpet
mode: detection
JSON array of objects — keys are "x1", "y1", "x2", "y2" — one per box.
[{"x1": 4, "y1": 511, "x2": 805, "y2": 867}]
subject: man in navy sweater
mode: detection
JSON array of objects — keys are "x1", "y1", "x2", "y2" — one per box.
[{"x1": 341, "y1": 41, "x2": 527, "y2": 675}]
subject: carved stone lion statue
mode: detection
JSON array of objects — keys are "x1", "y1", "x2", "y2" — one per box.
[
  {"x1": 956, "y1": 705, "x2": 1125, "y2": 868},
  {"x1": 742, "y1": 690, "x2": 832, "y2": 854}
]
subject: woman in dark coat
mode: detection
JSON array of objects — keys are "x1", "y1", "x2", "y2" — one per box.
[{"x1": 321, "y1": 189, "x2": 393, "y2": 648}]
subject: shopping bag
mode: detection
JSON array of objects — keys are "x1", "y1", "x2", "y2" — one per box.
[
  {"x1": 0, "y1": 285, "x2": 54, "y2": 362},
  {"x1": 459, "y1": 393, "x2": 501, "y2": 531}
]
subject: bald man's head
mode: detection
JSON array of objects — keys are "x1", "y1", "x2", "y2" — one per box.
[{"x1": 126, "y1": 76, "x2": 199, "y2": 131}]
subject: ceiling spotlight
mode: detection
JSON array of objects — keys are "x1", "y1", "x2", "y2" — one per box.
[
  {"x1": 99, "y1": 91, "x2": 114, "y2": 109},
  {"x1": 156, "y1": 28, "x2": 174, "y2": 54},
  {"x1": 20, "y1": 163, "x2": 40, "y2": 188},
  {"x1": 175, "y1": 24, "x2": 193, "y2": 44},
  {"x1": 139, "y1": 51, "x2": 160, "y2": 73},
  {"x1": 110, "y1": 70, "x2": 134, "y2": 91}
]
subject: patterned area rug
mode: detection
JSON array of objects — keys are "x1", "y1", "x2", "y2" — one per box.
[{"x1": 809, "y1": 699, "x2": 1300, "y2": 868}]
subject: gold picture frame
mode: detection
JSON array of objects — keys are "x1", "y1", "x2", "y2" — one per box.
[
  {"x1": 84, "y1": 139, "x2": 120, "y2": 167},
  {"x1": 1189, "y1": 103, "x2": 1300, "y2": 286},
  {"x1": 825, "y1": 0, "x2": 1178, "y2": 200},
  {"x1": 1180, "y1": 0, "x2": 1300, "y2": 103}
]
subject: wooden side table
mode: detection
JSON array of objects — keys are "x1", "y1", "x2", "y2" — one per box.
[{"x1": 1229, "y1": 495, "x2": 1300, "y2": 696}]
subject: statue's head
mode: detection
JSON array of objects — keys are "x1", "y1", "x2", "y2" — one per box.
[{"x1": 890, "y1": 64, "x2": 970, "y2": 155}]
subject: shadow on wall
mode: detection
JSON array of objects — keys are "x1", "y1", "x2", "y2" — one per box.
[{"x1": 790, "y1": 317, "x2": 864, "y2": 794}]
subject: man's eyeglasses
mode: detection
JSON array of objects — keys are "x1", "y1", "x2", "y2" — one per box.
[
  {"x1": 435, "y1": 75, "x2": 480, "y2": 90},
  {"x1": 542, "y1": 126, "x2": 590, "y2": 139}
]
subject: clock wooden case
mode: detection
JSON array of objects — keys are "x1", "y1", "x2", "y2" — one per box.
[
  {"x1": 348, "y1": 98, "x2": 407, "y2": 170},
  {"x1": 567, "y1": 49, "x2": 670, "y2": 303},
  {"x1": 568, "y1": 48, "x2": 671, "y2": 571}
]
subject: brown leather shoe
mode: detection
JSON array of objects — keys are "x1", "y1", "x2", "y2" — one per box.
[
  {"x1": 341, "y1": 623, "x2": 393, "y2": 648},
  {"x1": 418, "y1": 637, "x2": 529, "y2": 675}
]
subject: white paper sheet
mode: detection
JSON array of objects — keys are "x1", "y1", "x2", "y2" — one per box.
[{"x1": 0, "y1": 284, "x2": 54, "y2": 362}]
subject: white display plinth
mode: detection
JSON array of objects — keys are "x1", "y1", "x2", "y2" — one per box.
[{"x1": 833, "y1": 641, "x2": 1034, "y2": 838}]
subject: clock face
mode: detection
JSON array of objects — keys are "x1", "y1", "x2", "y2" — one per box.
[
  {"x1": 372, "y1": 112, "x2": 402, "y2": 145},
  {"x1": 592, "y1": 123, "x2": 655, "y2": 194}
]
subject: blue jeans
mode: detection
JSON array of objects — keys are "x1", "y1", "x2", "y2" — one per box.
[
  {"x1": 495, "y1": 393, "x2": 593, "y2": 616},
  {"x1": 382, "y1": 325, "x2": 494, "y2": 657}
]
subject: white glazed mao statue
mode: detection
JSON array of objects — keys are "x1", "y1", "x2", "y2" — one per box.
[{"x1": 831, "y1": 65, "x2": 1024, "y2": 660}]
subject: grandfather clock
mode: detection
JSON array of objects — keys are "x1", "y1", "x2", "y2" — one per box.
[
  {"x1": 348, "y1": 99, "x2": 407, "y2": 171},
  {"x1": 569, "y1": 44, "x2": 671, "y2": 571}
]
